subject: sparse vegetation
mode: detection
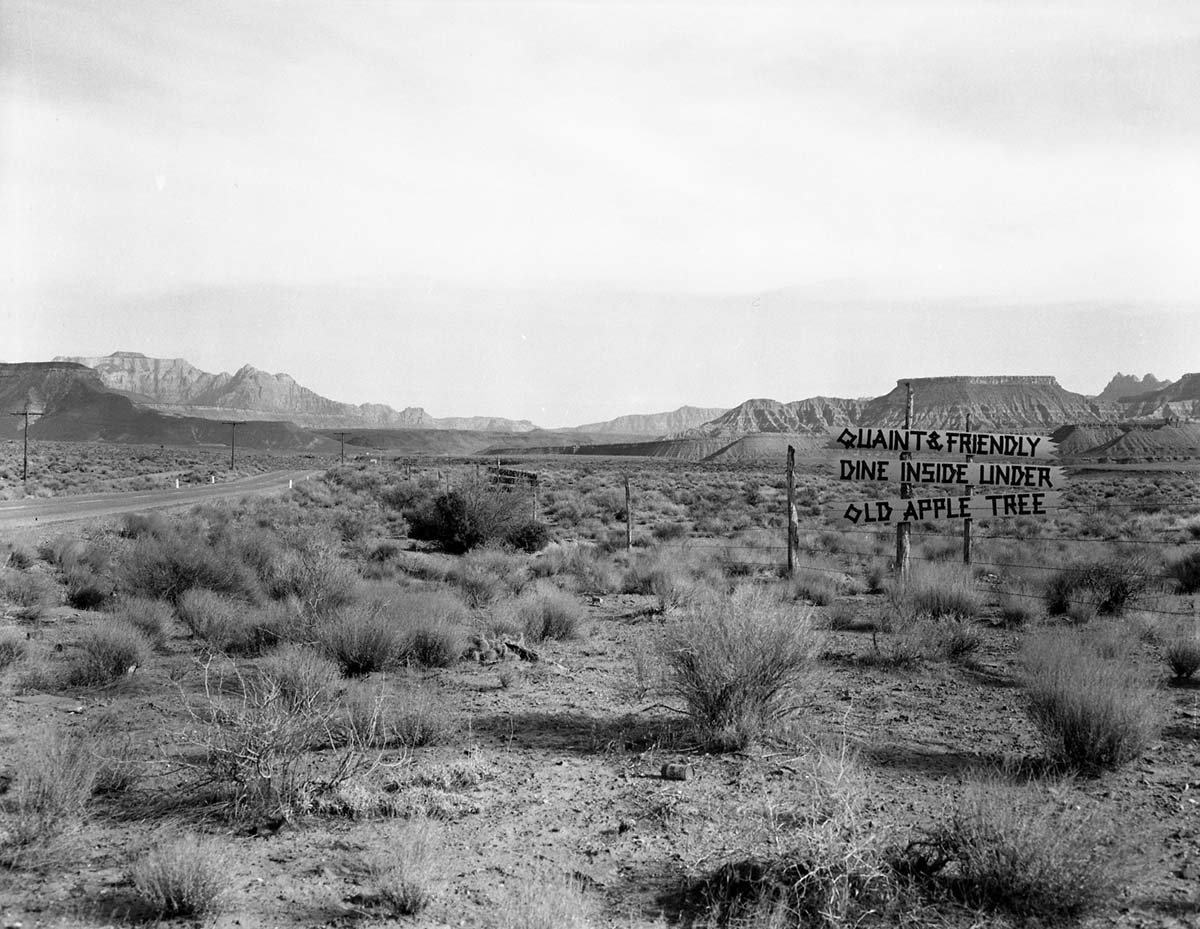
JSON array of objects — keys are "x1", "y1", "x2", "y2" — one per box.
[
  {"x1": 1021, "y1": 627, "x2": 1160, "y2": 770},
  {"x1": 131, "y1": 833, "x2": 228, "y2": 918},
  {"x1": 663, "y1": 585, "x2": 819, "y2": 750}
]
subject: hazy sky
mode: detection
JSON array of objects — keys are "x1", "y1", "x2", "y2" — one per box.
[{"x1": 2, "y1": 1, "x2": 1198, "y2": 426}]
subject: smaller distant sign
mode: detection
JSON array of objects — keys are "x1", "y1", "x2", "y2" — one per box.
[
  {"x1": 837, "y1": 458, "x2": 1066, "y2": 491},
  {"x1": 835, "y1": 428, "x2": 1055, "y2": 459},
  {"x1": 835, "y1": 491, "x2": 1062, "y2": 526}
]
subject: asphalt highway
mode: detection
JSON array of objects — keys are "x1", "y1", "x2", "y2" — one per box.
[{"x1": 0, "y1": 470, "x2": 321, "y2": 530}]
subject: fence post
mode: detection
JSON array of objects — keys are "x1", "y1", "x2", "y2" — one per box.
[
  {"x1": 895, "y1": 382, "x2": 913, "y2": 579},
  {"x1": 786, "y1": 445, "x2": 798, "y2": 577},
  {"x1": 625, "y1": 475, "x2": 633, "y2": 552},
  {"x1": 963, "y1": 410, "x2": 973, "y2": 564},
  {"x1": 532, "y1": 476, "x2": 539, "y2": 522}
]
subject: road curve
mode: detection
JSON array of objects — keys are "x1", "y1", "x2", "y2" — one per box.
[{"x1": 0, "y1": 470, "x2": 322, "y2": 530}]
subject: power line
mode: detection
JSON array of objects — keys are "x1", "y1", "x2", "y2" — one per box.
[{"x1": 220, "y1": 421, "x2": 245, "y2": 470}]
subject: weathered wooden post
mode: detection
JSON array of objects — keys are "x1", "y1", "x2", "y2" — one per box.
[
  {"x1": 786, "y1": 445, "x2": 798, "y2": 576},
  {"x1": 895, "y1": 383, "x2": 913, "y2": 579},
  {"x1": 963, "y1": 411, "x2": 974, "y2": 564},
  {"x1": 624, "y1": 474, "x2": 633, "y2": 552}
]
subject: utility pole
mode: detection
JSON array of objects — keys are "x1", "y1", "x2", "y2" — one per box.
[
  {"x1": 333, "y1": 431, "x2": 349, "y2": 466},
  {"x1": 624, "y1": 474, "x2": 633, "y2": 552},
  {"x1": 895, "y1": 383, "x2": 913, "y2": 579},
  {"x1": 9, "y1": 406, "x2": 44, "y2": 483},
  {"x1": 221, "y1": 421, "x2": 245, "y2": 470}
]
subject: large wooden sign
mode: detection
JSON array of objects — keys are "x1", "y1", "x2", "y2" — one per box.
[
  {"x1": 838, "y1": 491, "x2": 1062, "y2": 526},
  {"x1": 835, "y1": 428, "x2": 1055, "y2": 458},
  {"x1": 838, "y1": 458, "x2": 1065, "y2": 491}
]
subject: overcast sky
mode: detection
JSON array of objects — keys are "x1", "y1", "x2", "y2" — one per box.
[{"x1": 2, "y1": 1, "x2": 1197, "y2": 426}]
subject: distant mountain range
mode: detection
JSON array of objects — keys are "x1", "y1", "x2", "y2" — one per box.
[{"x1": 6, "y1": 353, "x2": 1198, "y2": 462}]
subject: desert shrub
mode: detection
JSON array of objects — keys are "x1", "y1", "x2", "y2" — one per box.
[
  {"x1": 359, "y1": 819, "x2": 441, "y2": 916},
  {"x1": 663, "y1": 585, "x2": 819, "y2": 750},
  {"x1": 790, "y1": 569, "x2": 839, "y2": 606},
  {"x1": 892, "y1": 563, "x2": 980, "y2": 621},
  {"x1": 515, "y1": 585, "x2": 584, "y2": 642},
  {"x1": 265, "y1": 546, "x2": 357, "y2": 614},
  {"x1": 66, "y1": 620, "x2": 151, "y2": 686},
  {"x1": 825, "y1": 602, "x2": 859, "y2": 631},
  {"x1": 316, "y1": 601, "x2": 401, "y2": 676},
  {"x1": 997, "y1": 590, "x2": 1037, "y2": 628},
  {"x1": 1021, "y1": 627, "x2": 1160, "y2": 770},
  {"x1": 450, "y1": 564, "x2": 504, "y2": 608},
  {"x1": 1165, "y1": 635, "x2": 1200, "y2": 679},
  {"x1": 176, "y1": 589, "x2": 281, "y2": 656},
  {"x1": 5, "y1": 545, "x2": 34, "y2": 569},
  {"x1": 0, "y1": 567, "x2": 53, "y2": 622},
  {"x1": 404, "y1": 618, "x2": 465, "y2": 668},
  {"x1": 337, "y1": 681, "x2": 453, "y2": 748},
  {"x1": 505, "y1": 520, "x2": 551, "y2": 553},
  {"x1": 917, "y1": 616, "x2": 983, "y2": 661},
  {"x1": 367, "y1": 540, "x2": 401, "y2": 564},
  {"x1": 63, "y1": 564, "x2": 114, "y2": 610},
  {"x1": 407, "y1": 488, "x2": 527, "y2": 554},
  {"x1": 120, "y1": 533, "x2": 261, "y2": 605},
  {"x1": 119, "y1": 511, "x2": 172, "y2": 540},
  {"x1": 0, "y1": 728, "x2": 99, "y2": 866},
  {"x1": 1166, "y1": 550, "x2": 1200, "y2": 594},
  {"x1": 0, "y1": 630, "x2": 27, "y2": 669},
  {"x1": 257, "y1": 643, "x2": 342, "y2": 712},
  {"x1": 110, "y1": 595, "x2": 174, "y2": 650},
  {"x1": 907, "y1": 781, "x2": 1138, "y2": 921},
  {"x1": 497, "y1": 869, "x2": 594, "y2": 929},
  {"x1": 131, "y1": 833, "x2": 228, "y2": 918},
  {"x1": 692, "y1": 744, "x2": 893, "y2": 928},
  {"x1": 1044, "y1": 558, "x2": 1149, "y2": 617}
]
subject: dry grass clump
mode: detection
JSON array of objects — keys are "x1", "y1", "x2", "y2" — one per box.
[
  {"x1": 890, "y1": 563, "x2": 980, "y2": 621},
  {"x1": 109, "y1": 595, "x2": 174, "y2": 650},
  {"x1": 905, "y1": 780, "x2": 1140, "y2": 921},
  {"x1": 1021, "y1": 627, "x2": 1160, "y2": 771},
  {"x1": 0, "y1": 566, "x2": 54, "y2": 622},
  {"x1": 689, "y1": 744, "x2": 894, "y2": 928},
  {"x1": 513, "y1": 584, "x2": 585, "y2": 642},
  {"x1": 176, "y1": 588, "x2": 283, "y2": 656},
  {"x1": 1044, "y1": 558, "x2": 1150, "y2": 617},
  {"x1": 1166, "y1": 550, "x2": 1200, "y2": 593},
  {"x1": 119, "y1": 532, "x2": 262, "y2": 605},
  {"x1": 257, "y1": 643, "x2": 342, "y2": 712},
  {"x1": 530, "y1": 542, "x2": 622, "y2": 594},
  {"x1": 396, "y1": 592, "x2": 469, "y2": 668},
  {"x1": 315, "y1": 599, "x2": 402, "y2": 676},
  {"x1": 358, "y1": 819, "x2": 442, "y2": 916},
  {"x1": 1165, "y1": 633, "x2": 1200, "y2": 679},
  {"x1": 0, "y1": 629, "x2": 27, "y2": 670},
  {"x1": 0, "y1": 727, "x2": 99, "y2": 867},
  {"x1": 663, "y1": 585, "x2": 819, "y2": 750},
  {"x1": 336, "y1": 680, "x2": 454, "y2": 748},
  {"x1": 496, "y1": 869, "x2": 594, "y2": 929},
  {"x1": 130, "y1": 832, "x2": 228, "y2": 918},
  {"x1": 65, "y1": 619, "x2": 151, "y2": 686}
]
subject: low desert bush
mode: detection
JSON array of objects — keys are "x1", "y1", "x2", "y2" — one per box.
[
  {"x1": 0, "y1": 630, "x2": 27, "y2": 669},
  {"x1": 408, "y1": 488, "x2": 528, "y2": 554},
  {"x1": 1021, "y1": 627, "x2": 1160, "y2": 770},
  {"x1": 337, "y1": 681, "x2": 453, "y2": 748},
  {"x1": 505, "y1": 520, "x2": 551, "y2": 553},
  {"x1": 906, "y1": 780, "x2": 1139, "y2": 921},
  {"x1": 496, "y1": 869, "x2": 594, "y2": 929},
  {"x1": 264, "y1": 546, "x2": 357, "y2": 615},
  {"x1": 515, "y1": 585, "x2": 584, "y2": 642},
  {"x1": 257, "y1": 643, "x2": 342, "y2": 712},
  {"x1": 1165, "y1": 634, "x2": 1200, "y2": 679},
  {"x1": 996, "y1": 590, "x2": 1037, "y2": 628},
  {"x1": 1166, "y1": 550, "x2": 1200, "y2": 594},
  {"x1": 692, "y1": 744, "x2": 894, "y2": 928},
  {"x1": 66, "y1": 620, "x2": 151, "y2": 686},
  {"x1": 530, "y1": 543, "x2": 621, "y2": 594},
  {"x1": 316, "y1": 600, "x2": 401, "y2": 676},
  {"x1": 63, "y1": 564, "x2": 114, "y2": 610},
  {"x1": 789, "y1": 569, "x2": 839, "y2": 607},
  {"x1": 131, "y1": 833, "x2": 228, "y2": 918},
  {"x1": 663, "y1": 585, "x2": 819, "y2": 750},
  {"x1": 120, "y1": 533, "x2": 261, "y2": 605},
  {"x1": 176, "y1": 588, "x2": 282, "y2": 656},
  {"x1": 0, "y1": 728, "x2": 99, "y2": 866},
  {"x1": 1044, "y1": 558, "x2": 1149, "y2": 617},
  {"x1": 359, "y1": 819, "x2": 441, "y2": 916},
  {"x1": 0, "y1": 567, "x2": 53, "y2": 622},
  {"x1": 891, "y1": 564, "x2": 980, "y2": 621},
  {"x1": 110, "y1": 595, "x2": 174, "y2": 650}
]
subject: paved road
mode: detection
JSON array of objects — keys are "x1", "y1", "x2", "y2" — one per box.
[{"x1": 0, "y1": 469, "x2": 320, "y2": 530}]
